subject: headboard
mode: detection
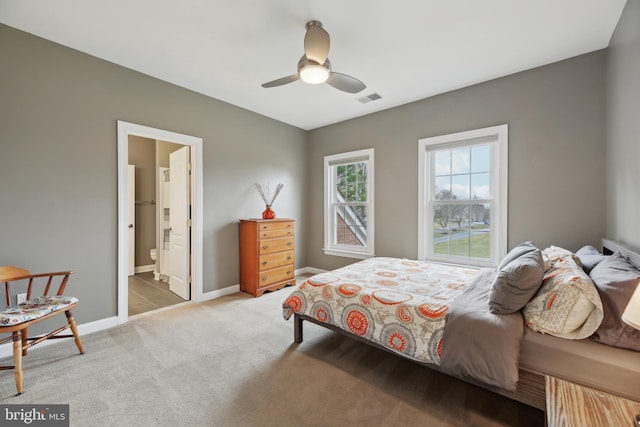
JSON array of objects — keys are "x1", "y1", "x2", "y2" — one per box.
[{"x1": 601, "y1": 238, "x2": 640, "y2": 270}]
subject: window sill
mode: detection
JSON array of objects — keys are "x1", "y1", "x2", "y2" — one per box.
[
  {"x1": 422, "y1": 255, "x2": 497, "y2": 269},
  {"x1": 323, "y1": 248, "x2": 374, "y2": 260}
]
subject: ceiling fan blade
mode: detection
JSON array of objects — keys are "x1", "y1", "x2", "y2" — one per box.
[
  {"x1": 261, "y1": 74, "x2": 299, "y2": 88},
  {"x1": 326, "y1": 72, "x2": 366, "y2": 94},
  {"x1": 304, "y1": 21, "x2": 330, "y2": 64}
]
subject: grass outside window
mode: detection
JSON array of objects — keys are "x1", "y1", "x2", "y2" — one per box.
[{"x1": 434, "y1": 231, "x2": 490, "y2": 258}]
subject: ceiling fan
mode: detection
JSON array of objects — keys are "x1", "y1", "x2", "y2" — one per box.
[{"x1": 261, "y1": 20, "x2": 366, "y2": 94}]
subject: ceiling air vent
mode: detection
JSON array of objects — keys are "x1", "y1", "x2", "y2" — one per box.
[{"x1": 358, "y1": 93, "x2": 382, "y2": 104}]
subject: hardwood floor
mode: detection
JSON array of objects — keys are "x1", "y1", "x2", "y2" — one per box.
[{"x1": 128, "y1": 271, "x2": 185, "y2": 316}]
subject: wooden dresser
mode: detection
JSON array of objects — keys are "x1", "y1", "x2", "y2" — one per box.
[{"x1": 240, "y1": 218, "x2": 295, "y2": 297}]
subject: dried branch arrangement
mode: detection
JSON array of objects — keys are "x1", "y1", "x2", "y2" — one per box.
[{"x1": 255, "y1": 182, "x2": 284, "y2": 206}]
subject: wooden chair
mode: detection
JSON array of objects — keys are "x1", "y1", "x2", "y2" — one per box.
[{"x1": 0, "y1": 266, "x2": 84, "y2": 395}]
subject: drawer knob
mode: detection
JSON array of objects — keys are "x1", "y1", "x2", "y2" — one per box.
[
  {"x1": 262, "y1": 261, "x2": 268, "y2": 266},
  {"x1": 262, "y1": 276, "x2": 268, "y2": 282},
  {"x1": 287, "y1": 256, "x2": 291, "y2": 260},
  {"x1": 287, "y1": 271, "x2": 291, "y2": 275},
  {"x1": 262, "y1": 245, "x2": 268, "y2": 250},
  {"x1": 287, "y1": 242, "x2": 292, "y2": 246},
  {"x1": 263, "y1": 233, "x2": 268, "y2": 237}
]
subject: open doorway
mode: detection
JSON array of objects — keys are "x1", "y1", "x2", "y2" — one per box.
[
  {"x1": 128, "y1": 137, "x2": 189, "y2": 315},
  {"x1": 117, "y1": 121, "x2": 203, "y2": 324}
]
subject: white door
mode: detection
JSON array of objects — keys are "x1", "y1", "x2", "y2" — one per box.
[
  {"x1": 128, "y1": 165, "x2": 136, "y2": 276},
  {"x1": 169, "y1": 146, "x2": 191, "y2": 300}
]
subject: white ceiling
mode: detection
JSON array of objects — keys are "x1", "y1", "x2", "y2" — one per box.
[{"x1": 0, "y1": 0, "x2": 627, "y2": 130}]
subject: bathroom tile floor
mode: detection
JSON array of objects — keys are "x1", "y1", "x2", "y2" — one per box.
[{"x1": 128, "y1": 271, "x2": 185, "y2": 316}]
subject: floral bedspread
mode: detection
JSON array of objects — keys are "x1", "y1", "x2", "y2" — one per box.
[{"x1": 283, "y1": 257, "x2": 478, "y2": 365}]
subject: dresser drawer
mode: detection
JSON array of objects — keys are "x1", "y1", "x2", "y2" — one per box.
[
  {"x1": 259, "y1": 237, "x2": 294, "y2": 254},
  {"x1": 259, "y1": 251, "x2": 294, "y2": 271},
  {"x1": 260, "y1": 228, "x2": 294, "y2": 239},
  {"x1": 259, "y1": 265, "x2": 295, "y2": 287},
  {"x1": 259, "y1": 221, "x2": 294, "y2": 232}
]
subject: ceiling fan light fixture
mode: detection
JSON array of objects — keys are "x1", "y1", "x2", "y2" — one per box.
[{"x1": 300, "y1": 63, "x2": 329, "y2": 84}]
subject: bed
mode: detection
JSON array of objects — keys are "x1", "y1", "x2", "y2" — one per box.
[{"x1": 282, "y1": 239, "x2": 640, "y2": 411}]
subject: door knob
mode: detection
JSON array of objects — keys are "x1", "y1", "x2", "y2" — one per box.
[{"x1": 128, "y1": 224, "x2": 133, "y2": 228}]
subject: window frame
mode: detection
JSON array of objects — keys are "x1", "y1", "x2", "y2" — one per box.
[
  {"x1": 324, "y1": 148, "x2": 375, "y2": 259},
  {"x1": 418, "y1": 125, "x2": 508, "y2": 267}
]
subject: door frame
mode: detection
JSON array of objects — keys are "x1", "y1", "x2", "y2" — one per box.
[
  {"x1": 127, "y1": 164, "x2": 136, "y2": 276},
  {"x1": 117, "y1": 120, "x2": 203, "y2": 324}
]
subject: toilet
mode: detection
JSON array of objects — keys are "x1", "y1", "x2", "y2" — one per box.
[{"x1": 150, "y1": 248, "x2": 157, "y2": 262}]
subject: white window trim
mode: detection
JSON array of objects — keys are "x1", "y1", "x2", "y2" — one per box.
[
  {"x1": 418, "y1": 125, "x2": 508, "y2": 267},
  {"x1": 324, "y1": 148, "x2": 375, "y2": 259}
]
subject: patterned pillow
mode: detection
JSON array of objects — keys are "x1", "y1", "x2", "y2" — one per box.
[
  {"x1": 523, "y1": 251, "x2": 603, "y2": 339},
  {"x1": 542, "y1": 245, "x2": 579, "y2": 266}
]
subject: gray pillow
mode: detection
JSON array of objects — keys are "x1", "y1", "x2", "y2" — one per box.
[
  {"x1": 498, "y1": 241, "x2": 537, "y2": 270},
  {"x1": 576, "y1": 245, "x2": 606, "y2": 273},
  {"x1": 589, "y1": 252, "x2": 640, "y2": 351},
  {"x1": 490, "y1": 242, "x2": 545, "y2": 315}
]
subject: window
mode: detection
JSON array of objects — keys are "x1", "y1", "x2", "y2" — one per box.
[
  {"x1": 324, "y1": 148, "x2": 374, "y2": 259},
  {"x1": 418, "y1": 125, "x2": 507, "y2": 267}
]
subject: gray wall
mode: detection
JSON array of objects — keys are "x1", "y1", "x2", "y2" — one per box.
[
  {"x1": 158, "y1": 140, "x2": 182, "y2": 168},
  {"x1": 0, "y1": 19, "x2": 621, "y2": 325},
  {"x1": 606, "y1": 0, "x2": 640, "y2": 249},
  {"x1": 0, "y1": 24, "x2": 308, "y2": 325},
  {"x1": 307, "y1": 51, "x2": 607, "y2": 271}
]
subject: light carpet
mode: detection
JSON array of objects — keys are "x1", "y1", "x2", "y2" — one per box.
[{"x1": 0, "y1": 288, "x2": 543, "y2": 426}]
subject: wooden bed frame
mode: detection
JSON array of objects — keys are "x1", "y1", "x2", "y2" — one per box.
[{"x1": 291, "y1": 239, "x2": 640, "y2": 412}]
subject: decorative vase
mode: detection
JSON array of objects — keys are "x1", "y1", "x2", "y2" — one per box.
[{"x1": 262, "y1": 205, "x2": 276, "y2": 219}]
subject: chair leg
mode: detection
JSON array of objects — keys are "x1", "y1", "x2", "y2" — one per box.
[
  {"x1": 21, "y1": 326, "x2": 29, "y2": 356},
  {"x1": 65, "y1": 310, "x2": 84, "y2": 354},
  {"x1": 12, "y1": 331, "x2": 24, "y2": 395}
]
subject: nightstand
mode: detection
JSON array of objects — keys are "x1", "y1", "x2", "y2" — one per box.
[{"x1": 545, "y1": 375, "x2": 640, "y2": 427}]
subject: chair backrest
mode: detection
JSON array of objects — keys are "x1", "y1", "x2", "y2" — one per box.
[
  {"x1": 0, "y1": 266, "x2": 30, "y2": 282},
  {"x1": 0, "y1": 266, "x2": 74, "y2": 309}
]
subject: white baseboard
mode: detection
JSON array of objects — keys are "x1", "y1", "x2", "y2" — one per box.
[
  {"x1": 197, "y1": 267, "x2": 324, "y2": 302},
  {"x1": 297, "y1": 267, "x2": 326, "y2": 275},
  {"x1": 134, "y1": 264, "x2": 155, "y2": 274},
  {"x1": 0, "y1": 316, "x2": 119, "y2": 359},
  {"x1": 198, "y1": 284, "x2": 240, "y2": 302}
]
